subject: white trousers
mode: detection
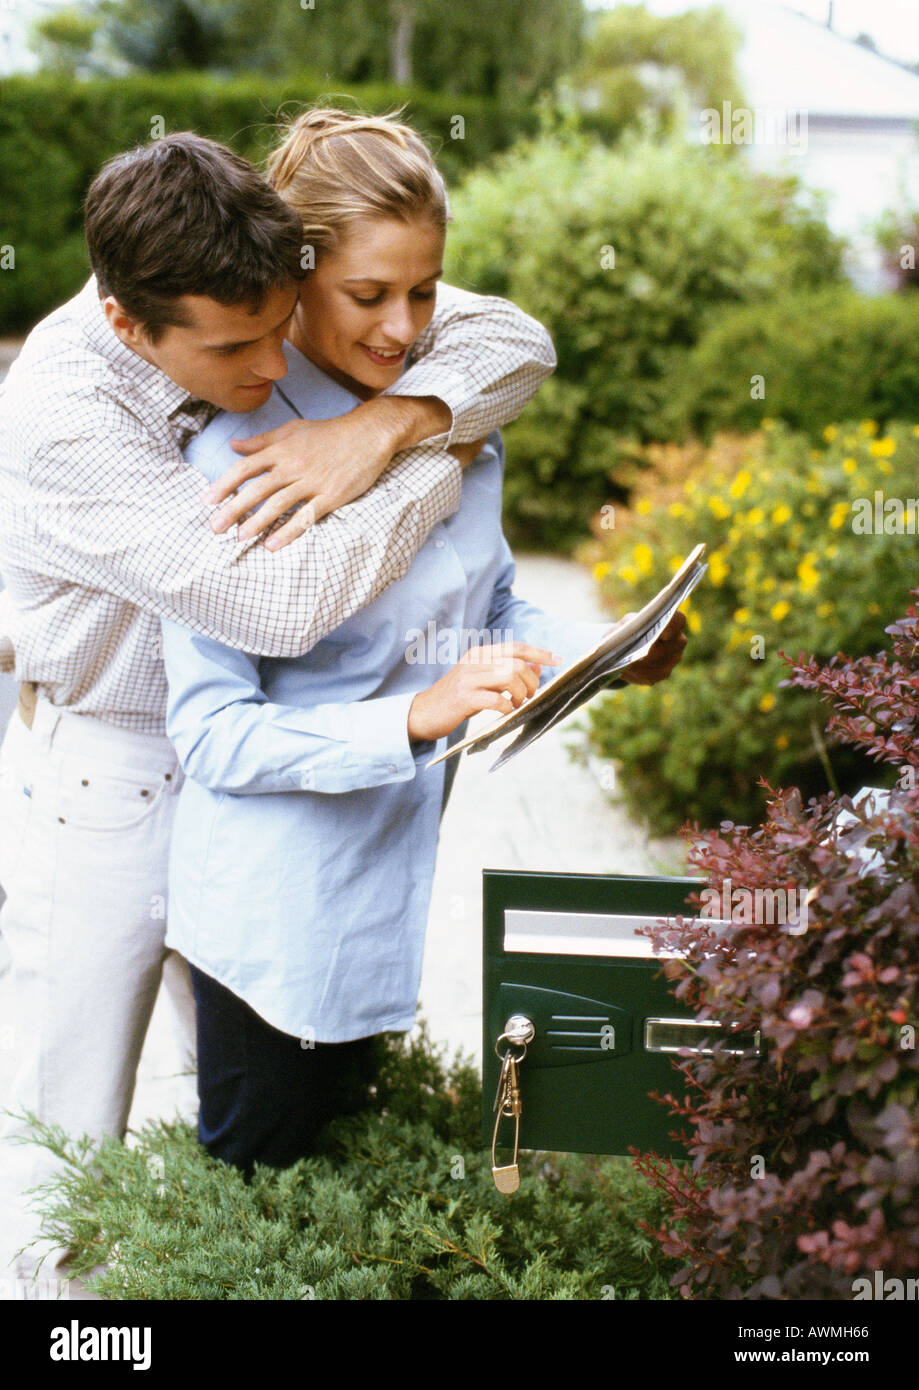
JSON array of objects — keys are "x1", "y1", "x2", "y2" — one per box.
[{"x1": 0, "y1": 695, "x2": 196, "y2": 1294}]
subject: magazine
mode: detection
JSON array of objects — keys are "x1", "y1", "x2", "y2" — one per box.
[{"x1": 426, "y1": 542, "x2": 707, "y2": 774}]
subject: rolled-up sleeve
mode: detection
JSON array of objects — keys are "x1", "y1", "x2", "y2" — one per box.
[{"x1": 383, "y1": 283, "x2": 556, "y2": 447}]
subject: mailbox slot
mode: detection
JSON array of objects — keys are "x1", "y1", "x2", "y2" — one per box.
[{"x1": 644, "y1": 1017, "x2": 762, "y2": 1056}]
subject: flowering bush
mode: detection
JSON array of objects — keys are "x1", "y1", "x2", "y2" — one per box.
[
  {"x1": 631, "y1": 598, "x2": 919, "y2": 1299},
  {"x1": 582, "y1": 420, "x2": 919, "y2": 833}
]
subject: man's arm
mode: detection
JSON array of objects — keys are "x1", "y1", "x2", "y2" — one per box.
[
  {"x1": 8, "y1": 421, "x2": 464, "y2": 660},
  {"x1": 204, "y1": 286, "x2": 556, "y2": 547},
  {"x1": 0, "y1": 586, "x2": 15, "y2": 673},
  {"x1": 382, "y1": 282, "x2": 557, "y2": 445}
]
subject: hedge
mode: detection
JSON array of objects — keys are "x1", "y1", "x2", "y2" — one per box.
[
  {"x1": 0, "y1": 70, "x2": 622, "y2": 334},
  {"x1": 663, "y1": 286, "x2": 919, "y2": 445}
]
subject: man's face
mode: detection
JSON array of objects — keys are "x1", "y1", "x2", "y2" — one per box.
[{"x1": 104, "y1": 283, "x2": 299, "y2": 413}]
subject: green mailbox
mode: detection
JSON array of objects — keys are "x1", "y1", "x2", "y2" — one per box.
[{"x1": 483, "y1": 869, "x2": 757, "y2": 1173}]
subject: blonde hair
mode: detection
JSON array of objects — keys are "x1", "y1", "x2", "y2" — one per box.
[{"x1": 265, "y1": 107, "x2": 449, "y2": 259}]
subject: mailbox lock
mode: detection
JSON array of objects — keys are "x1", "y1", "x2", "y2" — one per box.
[{"x1": 502, "y1": 1013, "x2": 536, "y2": 1047}]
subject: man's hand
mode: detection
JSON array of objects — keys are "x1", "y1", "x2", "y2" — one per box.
[
  {"x1": 621, "y1": 611, "x2": 688, "y2": 685},
  {"x1": 202, "y1": 395, "x2": 458, "y2": 550}
]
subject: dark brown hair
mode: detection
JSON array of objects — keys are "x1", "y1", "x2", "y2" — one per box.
[{"x1": 84, "y1": 132, "x2": 305, "y2": 342}]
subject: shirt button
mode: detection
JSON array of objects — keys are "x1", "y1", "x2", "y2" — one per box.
[{"x1": 434, "y1": 539, "x2": 445, "y2": 548}]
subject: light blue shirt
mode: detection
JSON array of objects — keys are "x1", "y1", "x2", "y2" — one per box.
[{"x1": 161, "y1": 342, "x2": 609, "y2": 1041}]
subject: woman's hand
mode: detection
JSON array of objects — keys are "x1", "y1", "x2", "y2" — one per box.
[
  {"x1": 202, "y1": 396, "x2": 464, "y2": 550},
  {"x1": 407, "y1": 641, "x2": 562, "y2": 744},
  {"x1": 620, "y1": 611, "x2": 688, "y2": 685}
]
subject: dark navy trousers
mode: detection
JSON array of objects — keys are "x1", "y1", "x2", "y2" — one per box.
[{"x1": 188, "y1": 962, "x2": 381, "y2": 1175}]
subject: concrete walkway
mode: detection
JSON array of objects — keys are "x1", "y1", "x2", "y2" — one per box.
[{"x1": 129, "y1": 552, "x2": 685, "y2": 1130}]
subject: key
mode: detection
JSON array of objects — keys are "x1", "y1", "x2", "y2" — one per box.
[{"x1": 492, "y1": 1035, "x2": 529, "y2": 1193}]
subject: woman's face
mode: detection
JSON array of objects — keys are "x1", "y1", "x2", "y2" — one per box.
[{"x1": 288, "y1": 216, "x2": 445, "y2": 400}]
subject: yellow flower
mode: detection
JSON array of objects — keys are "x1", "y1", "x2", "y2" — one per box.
[
  {"x1": 761, "y1": 577, "x2": 777, "y2": 593},
  {"x1": 687, "y1": 611, "x2": 702, "y2": 634},
  {"x1": 913, "y1": 425, "x2": 919, "y2": 439},
  {"x1": 770, "y1": 600, "x2": 790, "y2": 621},
  {"x1": 868, "y1": 601, "x2": 881, "y2": 616},
  {"x1": 842, "y1": 458, "x2": 857, "y2": 474},
  {"x1": 729, "y1": 469, "x2": 752, "y2": 500},
  {"x1": 747, "y1": 507, "x2": 765, "y2": 526},
  {"x1": 707, "y1": 495, "x2": 731, "y2": 520},
  {"x1": 709, "y1": 550, "x2": 729, "y2": 586},
  {"x1": 771, "y1": 504, "x2": 792, "y2": 525},
  {"x1": 829, "y1": 501, "x2": 849, "y2": 530},
  {"x1": 816, "y1": 601, "x2": 834, "y2": 618},
  {"x1": 822, "y1": 425, "x2": 838, "y2": 442},
  {"x1": 668, "y1": 555, "x2": 683, "y2": 573},
  {"x1": 870, "y1": 437, "x2": 896, "y2": 458},
  {"x1": 733, "y1": 607, "x2": 751, "y2": 624},
  {"x1": 859, "y1": 420, "x2": 878, "y2": 437},
  {"x1": 668, "y1": 501, "x2": 686, "y2": 517},
  {"x1": 633, "y1": 542, "x2": 654, "y2": 576},
  {"x1": 877, "y1": 459, "x2": 893, "y2": 475},
  {"x1": 797, "y1": 554, "x2": 819, "y2": 594},
  {"x1": 825, "y1": 544, "x2": 838, "y2": 559},
  {"x1": 759, "y1": 693, "x2": 776, "y2": 713},
  {"x1": 636, "y1": 498, "x2": 652, "y2": 515},
  {"x1": 593, "y1": 561, "x2": 612, "y2": 581},
  {"x1": 762, "y1": 417, "x2": 774, "y2": 430},
  {"x1": 775, "y1": 733, "x2": 789, "y2": 750},
  {"x1": 618, "y1": 565, "x2": 639, "y2": 585},
  {"x1": 809, "y1": 449, "x2": 822, "y2": 461}
]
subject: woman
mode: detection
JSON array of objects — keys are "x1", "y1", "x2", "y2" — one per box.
[{"x1": 160, "y1": 108, "x2": 685, "y2": 1174}]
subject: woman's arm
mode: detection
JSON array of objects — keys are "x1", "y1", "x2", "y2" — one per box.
[{"x1": 161, "y1": 619, "x2": 424, "y2": 796}]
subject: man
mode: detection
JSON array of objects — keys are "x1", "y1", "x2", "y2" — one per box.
[{"x1": 0, "y1": 130, "x2": 560, "y2": 1296}]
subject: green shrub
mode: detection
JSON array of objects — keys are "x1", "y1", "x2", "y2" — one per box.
[
  {"x1": 444, "y1": 130, "x2": 845, "y2": 549},
  {"x1": 30, "y1": 1026, "x2": 676, "y2": 1300},
  {"x1": 0, "y1": 72, "x2": 622, "y2": 335},
  {"x1": 665, "y1": 286, "x2": 919, "y2": 444},
  {"x1": 582, "y1": 420, "x2": 918, "y2": 834}
]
